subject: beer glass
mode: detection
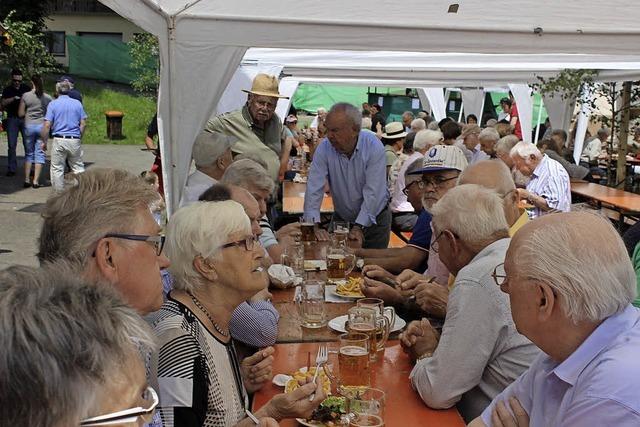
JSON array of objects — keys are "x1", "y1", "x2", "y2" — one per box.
[
  {"x1": 324, "y1": 333, "x2": 370, "y2": 395},
  {"x1": 345, "y1": 388, "x2": 386, "y2": 427},
  {"x1": 346, "y1": 307, "x2": 389, "y2": 361},
  {"x1": 295, "y1": 280, "x2": 326, "y2": 328},
  {"x1": 281, "y1": 243, "x2": 304, "y2": 277},
  {"x1": 299, "y1": 217, "x2": 316, "y2": 243},
  {"x1": 331, "y1": 221, "x2": 350, "y2": 245},
  {"x1": 357, "y1": 298, "x2": 396, "y2": 331},
  {"x1": 326, "y1": 245, "x2": 356, "y2": 281}
]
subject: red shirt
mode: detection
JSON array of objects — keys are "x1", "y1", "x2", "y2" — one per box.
[{"x1": 511, "y1": 103, "x2": 523, "y2": 139}]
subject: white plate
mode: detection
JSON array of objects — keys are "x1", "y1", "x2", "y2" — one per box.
[
  {"x1": 330, "y1": 288, "x2": 365, "y2": 300},
  {"x1": 328, "y1": 314, "x2": 407, "y2": 333}
]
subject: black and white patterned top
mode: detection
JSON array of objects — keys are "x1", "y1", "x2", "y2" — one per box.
[{"x1": 148, "y1": 297, "x2": 248, "y2": 427}]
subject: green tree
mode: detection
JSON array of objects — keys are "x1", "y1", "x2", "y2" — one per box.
[
  {"x1": 0, "y1": 11, "x2": 60, "y2": 77},
  {"x1": 0, "y1": 0, "x2": 54, "y2": 33},
  {"x1": 128, "y1": 33, "x2": 159, "y2": 98}
]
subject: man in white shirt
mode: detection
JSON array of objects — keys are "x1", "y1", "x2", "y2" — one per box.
[
  {"x1": 179, "y1": 131, "x2": 236, "y2": 207},
  {"x1": 581, "y1": 127, "x2": 609, "y2": 166}
]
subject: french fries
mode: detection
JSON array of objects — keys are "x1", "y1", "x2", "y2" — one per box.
[
  {"x1": 285, "y1": 366, "x2": 332, "y2": 394},
  {"x1": 336, "y1": 277, "x2": 365, "y2": 297}
]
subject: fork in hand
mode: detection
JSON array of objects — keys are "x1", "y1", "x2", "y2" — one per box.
[{"x1": 309, "y1": 344, "x2": 328, "y2": 401}]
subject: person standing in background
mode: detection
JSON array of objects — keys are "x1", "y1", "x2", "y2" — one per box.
[{"x1": 1, "y1": 69, "x2": 31, "y2": 176}]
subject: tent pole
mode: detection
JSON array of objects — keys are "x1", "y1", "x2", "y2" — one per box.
[
  {"x1": 534, "y1": 94, "x2": 543, "y2": 143},
  {"x1": 458, "y1": 100, "x2": 464, "y2": 122}
]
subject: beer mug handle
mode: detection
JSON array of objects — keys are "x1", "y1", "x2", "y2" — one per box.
[
  {"x1": 281, "y1": 253, "x2": 290, "y2": 266},
  {"x1": 344, "y1": 252, "x2": 356, "y2": 276},
  {"x1": 322, "y1": 353, "x2": 338, "y2": 385},
  {"x1": 384, "y1": 306, "x2": 396, "y2": 329},
  {"x1": 376, "y1": 317, "x2": 390, "y2": 352}
]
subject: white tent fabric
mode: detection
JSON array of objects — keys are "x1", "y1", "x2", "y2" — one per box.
[
  {"x1": 542, "y1": 93, "x2": 576, "y2": 134},
  {"x1": 97, "y1": 0, "x2": 640, "y2": 212},
  {"x1": 420, "y1": 88, "x2": 447, "y2": 121},
  {"x1": 215, "y1": 63, "x2": 284, "y2": 115},
  {"x1": 573, "y1": 87, "x2": 592, "y2": 164},
  {"x1": 509, "y1": 84, "x2": 534, "y2": 144},
  {"x1": 460, "y1": 89, "x2": 485, "y2": 121},
  {"x1": 275, "y1": 78, "x2": 300, "y2": 122}
]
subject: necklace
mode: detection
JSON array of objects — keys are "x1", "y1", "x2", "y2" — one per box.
[{"x1": 188, "y1": 292, "x2": 229, "y2": 337}]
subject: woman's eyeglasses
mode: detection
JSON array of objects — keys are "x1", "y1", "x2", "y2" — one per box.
[{"x1": 220, "y1": 235, "x2": 259, "y2": 251}]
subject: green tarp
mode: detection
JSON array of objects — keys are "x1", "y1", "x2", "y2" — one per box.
[{"x1": 67, "y1": 35, "x2": 136, "y2": 84}]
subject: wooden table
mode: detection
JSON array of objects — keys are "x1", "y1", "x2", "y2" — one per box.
[
  {"x1": 571, "y1": 181, "x2": 640, "y2": 227},
  {"x1": 252, "y1": 341, "x2": 466, "y2": 426},
  {"x1": 282, "y1": 181, "x2": 334, "y2": 214}
]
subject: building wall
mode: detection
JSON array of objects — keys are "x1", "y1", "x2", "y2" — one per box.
[{"x1": 44, "y1": 14, "x2": 143, "y2": 66}]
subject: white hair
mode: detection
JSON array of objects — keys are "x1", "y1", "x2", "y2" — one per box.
[
  {"x1": 510, "y1": 141, "x2": 542, "y2": 161},
  {"x1": 413, "y1": 129, "x2": 443, "y2": 151},
  {"x1": 427, "y1": 121, "x2": 440, "y2": 131},
  {"x1": 221, "y1": 158, "x2": 275, "y2": 194},
  {"x1": 329, "y1": 103, "x2": 362, "y2": 131},
  {"x1": 430, "y1": 184, "x2": 509, "y2": 248},
  {"x1": 479, "y1": 127, "x2": 500, "y2": 142},
  {"x1": 361, "y1": 117, "x2": 372, "y2": 130},
  {"x1": 317, "y1": 107, "x2": 327, "y2": 114},
  {"x1": 512, "y1": 212, "x2": 636, "y2": 323},
  {"x1": 166, "y1": 200, "x2": 251, "y2": 293},
  {"x1": 495, "y1": 135, "x2": 520, "y2": 155},
  {"x1": 411, "y1": 118, "x2": 426, "y2": 131}
]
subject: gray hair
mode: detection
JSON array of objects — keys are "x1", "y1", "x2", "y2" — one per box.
[
  {"x1": 0, "y1": 263, "x2": 154, "y2": 427},
  {"x1": 233, "y1": 152, "x2": 269, "y2": 171},
  {"x1": 361, "y1": 117, "x2": 372, "y2": 130},
  {"x1": 427, "y1": 121, "x2": 440, "y2": 131},
  {"x1": 485, "y1": 118, "x2": 498, "y2": 127},
  {"x1": 413, "y1": 129, "x2": 443, "y2": 151},
  {"x1": 329, "y1": 102, "x2": 362, "y2": 131},
  {"x1": 38, "y1": 168, "x2": 160, "y2": 268},
  {"x1": 403, "y1": 111, "x2": 415, "y2": 120},
  {"x1": 479, "y1": 127, "x2": 500, "y2": 142},
  {"x1": 411, "y1": 118, "x2": 426, "y2": 131},
  {"x1": 221, "y1": 158, "x2": 275, "y2": 195},
  {"x1": 166, "y1": 200, "x2": 250, "y2": 293},
  {"x1": 511, "y1": 212, "x2": 636, "y2": 323},
  {"x1": 55, "y1": 81, "x2": 71, "y2": 94},
  {"x1": 431, "y1": 184, "x2": 509, "y2": 250},
  {"x1": 495, "y1": 135, "x2": 520, "y2": 156},
  {"x1": 597, "y1": 127, "x2": 611, "y2": 139},
  {"x1": 510, "y1": 141, "x2": 542, "y2": 162}
]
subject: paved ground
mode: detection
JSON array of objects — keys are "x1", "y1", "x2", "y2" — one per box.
[{"x1": 0, "y1": 142, "x2": 152, "y2": 269}]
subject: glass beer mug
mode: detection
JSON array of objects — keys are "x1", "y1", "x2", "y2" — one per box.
[
  {"x1": 346, "y1": 307, "x2": 390, "y2": 361},
  {"x1": 343, "y1": 388, "x2": 386, "y2": 427},
  {"x1": 326, "y1": 244, "x2": 356, "y2": 281},
  {"x1": 295, "y1": 280, "x2": 326, "y2": 329},
  {"x1": 323, "y1": 333, "x2": 371, "y2": 395}
]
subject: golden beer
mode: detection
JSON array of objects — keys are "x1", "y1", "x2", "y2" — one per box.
[
  {"x1": 338, "y1": 345, "x2": 371, "y2": 389},
  {"x1": 347, "y1": 322, "x2": 377, "y2": 360},
  {"x1": 327, "y1": 254, "x2": 348, "y2": 279}
]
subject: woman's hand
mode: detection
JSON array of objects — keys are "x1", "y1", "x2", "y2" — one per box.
[
  {"x1": 241, "y1": 347, "x2": 275, "y2": 393},
  {"x1": 264, "y1": 378, "x2": 326, "y2": 420}
]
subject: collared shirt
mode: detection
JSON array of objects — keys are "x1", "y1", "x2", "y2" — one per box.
[
  {"x1": 303, "y1": 131, "x2": 388, "y2": 227},
  {"x1": 526, "y1": 154, "x2": 571, "y2": 218},
  {"x1": 44, "y1": 94, "x2": 87, "y2": 138},
  {"x1": 410, "y1": 238, "x2": 540, "y2": 422},
  {"x1": 229, "y1": 301, "x2": 280, "y2": 348},
  {"x1": 390, "y1": 151, "x2": 423, "y2": 213},
  {"x1": 581, "y1": 137, "x2": 602, "y2": 163},
  {"x1": 258, "y1": 215, "x2": 278, "y2": 249},
  {"x1": 206, "y1": 105, "x2": 283, "y2": 181},
  {"x1": 470, "y1": 144, "x2": 490, "y2": 164},
  {"x1": 179, "y1": 170, "x2": 217, "y2": 208},
  {"x1": 481, "y1": 305, "x2": 640, "y2": 426}
]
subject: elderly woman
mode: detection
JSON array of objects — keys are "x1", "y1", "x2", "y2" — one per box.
[
  {"x1": 0, "y1": 263, "x2": 157, "y2": 427},
  {"x1": 151, "y1": 200, "x2": 324, "y2": 426}
]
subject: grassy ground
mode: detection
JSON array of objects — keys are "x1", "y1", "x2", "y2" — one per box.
[{"x1": 43, "y1": 76, "x2": 155, "y2": 145}]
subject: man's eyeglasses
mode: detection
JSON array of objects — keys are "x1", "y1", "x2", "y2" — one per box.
[
  {"x1": 422, "y1": 175, "x2": 459, "y2": 189},
  {"x1": 492, "y1": 262, "x2": 507, "y2": 286},
  {"x1": 104, "y1": 233, "x2": 166, "y2": 256},
  {"x1": 80, "y1": 386, "x2": 158, "y2": 426},
  {"x1": 402, "y1": 180, "x2": 426, "y2": 196},
  {"x1": 220, "y1": 235, "x2": 259, "y2": 251},
  {"x1": 430, "y1": 230, "x2": 458, "y2": 253}
]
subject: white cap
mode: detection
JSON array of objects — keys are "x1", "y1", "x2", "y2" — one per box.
[
  {"x1": 192, "y1": 131, "x2": 237, "y2": 168},
  {"x1": 409, "y1": 144, "x2": 468, "y2": 174}
]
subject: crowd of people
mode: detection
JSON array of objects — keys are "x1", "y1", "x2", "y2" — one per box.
[{"x1": 1, "y1": 72, "x2": 640, "y2": 427}]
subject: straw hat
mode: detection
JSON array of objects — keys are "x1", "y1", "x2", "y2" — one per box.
[
  {"x1": 382, "y1": 122, "x2": 407, "y2": 139},
  {"x1": 242, "y1": 73, "x2": 289, "y2": 99}
]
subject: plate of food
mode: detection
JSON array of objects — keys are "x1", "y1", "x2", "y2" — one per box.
[
  {"x1": 332, "y1": 277, "x2": 365, "y2": 299},
  {"x1": 328, "y1": 314, "x2": 407, "y2": 333},
  {"x1": 296, "y1": 396, "x2": 346, "y2": 427},
  {"x1": 282, "y1": 366, "x2": 332, "y2": 396}
]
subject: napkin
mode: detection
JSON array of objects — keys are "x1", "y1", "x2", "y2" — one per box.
[{"x1": 268, "y1": 264, "x2": 302, "y2": 289}]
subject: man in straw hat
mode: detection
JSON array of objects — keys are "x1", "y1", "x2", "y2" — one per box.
[
  {"x1": 206, "y1": 73, "x2": 288, "y2": 182},
  {"x1": 179, "y1": 130, "x2": 237, "y2": 207}
]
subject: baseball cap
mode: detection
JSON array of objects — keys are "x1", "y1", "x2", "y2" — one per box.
[
  {"x1": 409, "y1": 145, "x2": 468, "y2": 174},
  {"x1": 192, "y1": 131, "x2": 237, "y2": 168},
  {"x1": 57, "y1": 75, "x2": 75, "y2": 84}
]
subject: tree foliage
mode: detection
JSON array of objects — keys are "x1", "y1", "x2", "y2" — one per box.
[
  {"x1": 0, "y1": 11, "x2": 60, "y2": 77},
  {"x1": 0, "y1": 0, "x2": 54, "y2": 33},
  {"x1": 128, "y1": 33, "x2": 159, "y2": 98}
]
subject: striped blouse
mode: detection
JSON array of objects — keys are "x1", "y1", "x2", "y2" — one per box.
[{"x1": 526, "y1": 154, "x2": 571, "y2": 218}]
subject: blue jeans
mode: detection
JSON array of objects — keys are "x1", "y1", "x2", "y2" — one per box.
[
  {"x1": 24, "y1": 123, "x2": 45, "y2": 164},
  {"x1": 5, "y1": 116, "x2": 26, "y2": 172}
]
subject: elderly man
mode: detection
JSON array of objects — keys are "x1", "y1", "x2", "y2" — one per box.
[
  {"x1": 581, "y1": 127, "x2": 609, "y2": 166},
  {"x1": 388, "y1": 129, "x2": 440, "y2": 232},
  {"x1": 460, "y1": 124, "x2": 490, "y2": 164},
  {"x1": 310, "y1": 107, "x2": 327, "y2": 129},
  {"x1": 471, "y1": 212, "x2": 640, "y2": 426},
  {"x1": 479, "y1": 127, "x2": 501, "y2": 158},
  {"x1": 38, "y1": 168, "x2": 170, "y2": 315},
  {"x1": 304, "y1": 103, "x2": 391, "y2": 249},
  {"x1": 400, "y1": 184, "x2": 540, "y2": 422},
  {"x1": 411, "y1": 118, "x2": 427, "y2": 133},
  {"x1": 41, "y1": 80, "x2": 88, "y2": 191},
  {"x1": 511, "y1": 141, "x2": 571, "y2": 218},
  {"x1": 495, "y1": 135, "x2": 519, "y2": 168},
  {"x1": 206, "y1": 73, "x2": 288, "y2": 181},
  {"x1": 179, "y1": 131, "x2": 237, "y2": 207},
  {"x1": 402, "y1": 111, "x2": 415, "y2": 131}
]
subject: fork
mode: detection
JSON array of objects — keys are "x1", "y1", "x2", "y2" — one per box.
[{"x1": 309, "y1": 344, "x2": 328, "y2": 401}]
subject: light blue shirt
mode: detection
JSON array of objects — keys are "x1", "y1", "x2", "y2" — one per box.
[
  {"x1": 44, "y1": 94, "x2": 87, "y2": 138},
  {"x1": 303, "y1": 131, "x2": 388, "y2": 227},
  {"x1": 481, "y1": 305, "x2": 640, "y2": 426},
  {"x1": 526, "y1": 154, "x2": 571, "y2": 218}
]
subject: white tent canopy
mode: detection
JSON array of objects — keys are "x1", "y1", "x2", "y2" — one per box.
[{"x1": 98, "y1": 0, "x2": 640, "y2": 213}]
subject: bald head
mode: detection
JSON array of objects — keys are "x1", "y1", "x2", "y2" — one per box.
[{"x1": 228, "y1": 185, "x2": 262, "y2": 237}]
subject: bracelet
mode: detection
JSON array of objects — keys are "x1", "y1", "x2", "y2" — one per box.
[{"x1": 416, "y1": 351, "x2": 433, "y2": 361}]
